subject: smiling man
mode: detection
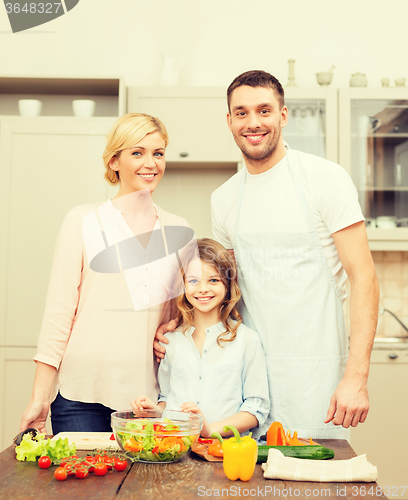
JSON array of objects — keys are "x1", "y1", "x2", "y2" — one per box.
[{"x1": 210, "y1": 70, "x2": 379, "y2": 440}]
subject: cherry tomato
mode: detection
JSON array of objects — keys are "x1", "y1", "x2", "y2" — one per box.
[
  {"x1": 83, "y1": 456, "x2": 96, "y2": 473},
  {"x1": 75, "y1": 467, "x2": 89, "y2": 479},
  {"x1": 38, "y1": 456, "x2": 52, "y2": 469},
  {"x1": 54, "y1": 467, "x2": 68, "y2": 481},
  {"x1": 102, "y1": 456, "x2": 114, "y2": 470},
  {"x1": 63, "y1": 463, "x2": 75, "y2": 476},
  {"x1": 94, "y1": 463, "x2": 108, "y2": 476},
  {"x1": 113, "y1": 458, "x2": 127, "y2": 472}
]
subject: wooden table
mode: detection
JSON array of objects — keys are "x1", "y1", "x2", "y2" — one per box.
[{"x1": 0, "y1": 440, "x2": 388, "y2": 500}]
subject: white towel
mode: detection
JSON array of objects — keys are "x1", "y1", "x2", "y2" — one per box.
[{"x1": 262, "y1": 449, "x2": 378, "y2": 482}]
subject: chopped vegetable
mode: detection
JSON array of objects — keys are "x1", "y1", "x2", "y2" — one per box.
[
  {"x1": 208, "y1": 441, "x2": 223, "y2": 457},
  {"x1": 266, "y1": 421, "x2": 286, "y2": 446},
  {"x1": 219, "y1": 426, "x2": 257, "y2": 482},
  {"x1": 285, "y1": 430, "x2": 306, "y2": 446},
  {"x1": 116, "y1": 418, "x2": 195, "y2": 462},
  {"x1": 266, "y1": 421, "x2": 318, "y2": 446}
]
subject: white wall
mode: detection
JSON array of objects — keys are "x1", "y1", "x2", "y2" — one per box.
[{"x1": 0, "y1": 0, "x2": 407, "y2": 89}]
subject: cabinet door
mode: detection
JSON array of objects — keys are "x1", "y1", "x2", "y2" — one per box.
[
  {"x1": 284, "y1": 87, "x2": 338, "y2": 163},
  {"x1": 339, "y1": 88, "x2": 408, "y2": 250},
  {"x1": 351, "y1": 350, "x2": 408, "y2": 491},
  {"x1": 0, "y1": 118, "x2": 117, "y2": 347},
  {"x1": 0, "y1": 347, "x2": 52, "y2": 451},
  {"x1": 128, "y1": 88, "x2": 240, "y2": 163}
]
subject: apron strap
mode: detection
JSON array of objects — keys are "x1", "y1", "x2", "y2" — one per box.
[{"x1": 95, "y1": 205, "x2": 123, "y2": 273}]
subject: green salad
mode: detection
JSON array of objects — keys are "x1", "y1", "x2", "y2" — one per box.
[{"x1": 116, "y1": 418, "x2": 196, "y2": 462}]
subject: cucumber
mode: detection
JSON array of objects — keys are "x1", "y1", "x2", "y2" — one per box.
[{"x1": 257, "y1": 445, "x2": 334, "y2": 463}]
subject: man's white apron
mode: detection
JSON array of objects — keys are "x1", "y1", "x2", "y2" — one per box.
[{"x1": 232, "y1": 149, "x2": 349, "y2": 439}]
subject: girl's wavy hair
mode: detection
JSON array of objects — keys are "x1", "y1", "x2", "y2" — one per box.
[{"x1": 176, "y1": 238, "x2": 242, "y2": 346}]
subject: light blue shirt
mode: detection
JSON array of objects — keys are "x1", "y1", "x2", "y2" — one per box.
[{"x1": 157, "y1": 322, "x2": 270, "y2": 438}]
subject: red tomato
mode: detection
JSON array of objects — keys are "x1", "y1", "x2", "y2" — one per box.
[
  {"x1": 54, "y1": 467, "x2": 68, "y2": 481},
  {"x1": 102, "y1": 456, "x2": 114, "y2": 470},
  {"x1": 94, "y1": 463, "x2": 108, "y2": 476},
  {"x1": 113, "y1": 458, "x2": 127, "y2": 472},
  {"x1": 75, "y1": 467, "x2": 89, "y2": 479},
  {"x1": 38, "y1": 456, "x2": 52, "y2": 469},
  {"x1": 110, "y1": 433, "x2": 116, "y2": 440},
  {"x1": 83, "y1": 456, "x2": 96, "y2": 473},
  {"x1": 63, "y1": 463, "x2": 75, "y2": 476}
]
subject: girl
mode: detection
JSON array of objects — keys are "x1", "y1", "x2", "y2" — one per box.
[
  {"x1": 131, "y1": 238, "x2": 270, "y2": 438},
  {"x1": 20, "y1": 113, "x2": 189, "y2": 434}
]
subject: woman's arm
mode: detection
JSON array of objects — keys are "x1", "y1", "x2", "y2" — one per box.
[{"x1": 20, "y1": 361, "x2": 57, "y2": 432}]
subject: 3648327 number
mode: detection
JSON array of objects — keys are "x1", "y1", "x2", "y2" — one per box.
[
  {"x1": 351, "y1": 485, "x2": 407, "y2": 497},
  {"x1": 5, "y1": 3, "x2": 62, "y2": 14}
]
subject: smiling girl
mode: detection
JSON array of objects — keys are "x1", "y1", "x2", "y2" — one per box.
[{"x1": 131, "y1": 238, "x2": 270, "y2": 438}]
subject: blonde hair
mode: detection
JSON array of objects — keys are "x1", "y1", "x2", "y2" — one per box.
[
  {"x1": 176, "y1": 238, "x2": 242, "y2": 346},
  {"x1": 102, "y1": 113, "x2": 169, "y2": 185}
]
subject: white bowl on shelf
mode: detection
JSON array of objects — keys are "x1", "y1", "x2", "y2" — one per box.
[
  {"x1": 375, "y1": 216, "x2": 397, "y2": 229},
  {"x1": 18, "y1": 99, "x2": 42, "y2": 117},
  {"x1": 72, "y1": 99, "x2": 96, "y2": 118},
  {"x1": 316, "y1": 72, "x2": 333, "y2": 86}
]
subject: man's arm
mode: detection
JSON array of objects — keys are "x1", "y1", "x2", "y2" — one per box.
[{"x1": 325, "y1": 221, "x2": 379, "y2": 428}]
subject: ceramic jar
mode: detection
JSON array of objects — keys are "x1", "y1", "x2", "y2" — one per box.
[{"x1": 350, "y1": 73, "x2": 367, "y2": 87}]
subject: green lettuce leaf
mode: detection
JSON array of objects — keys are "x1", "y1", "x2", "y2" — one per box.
[{"x1": 15, "y1": 433, "x2": 76, "y2": 462}]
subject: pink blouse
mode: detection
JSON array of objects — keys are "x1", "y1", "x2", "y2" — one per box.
[{"x1": 34, "y1": 201, "x2": 190, "y2": 411}]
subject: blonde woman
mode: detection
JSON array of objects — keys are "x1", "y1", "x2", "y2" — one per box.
[
  {"x1": 131, "y1": 238, "x2": 270, "y2": 438},
  {"x1": 20, "y1": 113, "x2": 191, "y2": 433}
]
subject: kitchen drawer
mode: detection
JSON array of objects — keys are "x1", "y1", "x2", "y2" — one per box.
[
  {"x1": 370, "y1": 348, "x2": 408, "y2": 363},
  {"x1": 127, "y1": 87, "x2": 241, "y2": 164}
]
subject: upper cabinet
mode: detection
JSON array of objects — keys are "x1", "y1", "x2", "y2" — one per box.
[
  {"x1": 339, "y1": 88, "x2": 408, "y2": 250},
  {"x1": 0, "y1": 76, "x2": 126, "y2": 117},
  {"x1": 0, "y1": 117, "x2": 117, "y2": 347},
  {"x1": 284, "y1": 87, "x2": 338, "y2": 163},
  {"x1": 127, "y1": 87, "x2": 241, "y2": 165}
]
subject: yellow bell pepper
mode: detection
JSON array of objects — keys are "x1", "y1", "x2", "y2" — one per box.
[{"x1": 219, "y1": 426, "x2": 257, "y2": 481}]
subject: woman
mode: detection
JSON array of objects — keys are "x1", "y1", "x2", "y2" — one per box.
[{"x1": 20, "y1": 113, "x2": 191, "y2": 434}]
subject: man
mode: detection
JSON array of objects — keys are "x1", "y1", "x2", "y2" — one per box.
[{"x1": 156, "y1": 70, "x2": 379, "y2": 439}]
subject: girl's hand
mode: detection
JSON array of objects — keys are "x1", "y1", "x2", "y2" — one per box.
[
  {"x1": 180, "y1": 402, "x2": 213, "y2": 438},
  {"x1": 131, "y1": 395, "x2": 158, "y2": 411}
]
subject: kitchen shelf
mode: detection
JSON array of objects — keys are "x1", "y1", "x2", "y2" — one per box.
[
  {"x1": 0, "y1": 76, "x2": 126, "y2": 117},
  {"x1": 366, "y1": 227, "x2": 408, "y2": 250},
  {"x1": 361, "y1": 187, "x2": 408, "y2": 191}
]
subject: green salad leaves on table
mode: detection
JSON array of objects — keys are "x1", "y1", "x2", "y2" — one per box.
[
  {"x1": 117, "y1": 418, "x2": 195, "y2": 462},
  {"x1": 15, "y1": 433, "x2": 76, "y2": 463}
]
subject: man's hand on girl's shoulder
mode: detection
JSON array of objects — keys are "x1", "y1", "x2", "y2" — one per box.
[{"x1": 153, "y1": 319, "x2": 178, "y2": 362}]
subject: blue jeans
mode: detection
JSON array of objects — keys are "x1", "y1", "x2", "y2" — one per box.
[{"x1": 50, "y1": 393, "x2": 115, "y2": 434}]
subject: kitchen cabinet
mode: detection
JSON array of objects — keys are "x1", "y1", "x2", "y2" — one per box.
[
  {"x1": 351, "y1": 346, "x2": 408, "y2": 491},
  {"x1": 0, "y1": 117, "x2": 117, "y2": 451},
  {"x1": 284, "y1": 87, "x2": 338, "y2": 163},
  {"x1": 127, "y1": 86, "x2": 241, "y2": 164},
  {"x1": 128, "y1": 86, "x2": 338, "y2": 237},
  {"x1": 339, "y1": 88, "x2": 408, "y2": 250},
  {"x1": 128, "y1": 87, "x2": 240, "y2": 237},
  {"x1": 0, "y1": 76, "x2": 126, "y2": 117},
  {"x1": 0, "y1": 347, "x2": 52, "y2": 451}
]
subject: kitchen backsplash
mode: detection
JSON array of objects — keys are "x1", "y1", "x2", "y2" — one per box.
[{"x1": 344, "y1": 251, "x2": 408, "y2": 338}]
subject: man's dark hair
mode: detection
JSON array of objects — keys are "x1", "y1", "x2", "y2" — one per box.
[{"x1": 227, "y1": 70, "x2": 285, "y2": 111}]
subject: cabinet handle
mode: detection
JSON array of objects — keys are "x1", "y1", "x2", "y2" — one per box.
[
  {"x1": 179, "y1": 152, "x2": 189, "y2": 158},
  {"x1": 388, "y1": 353, "x2": 398, "y2": 359}
]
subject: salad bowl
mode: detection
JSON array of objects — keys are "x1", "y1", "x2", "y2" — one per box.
[{"x1": 111, "y1": 409, "x2": 203, "y2": 463}]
